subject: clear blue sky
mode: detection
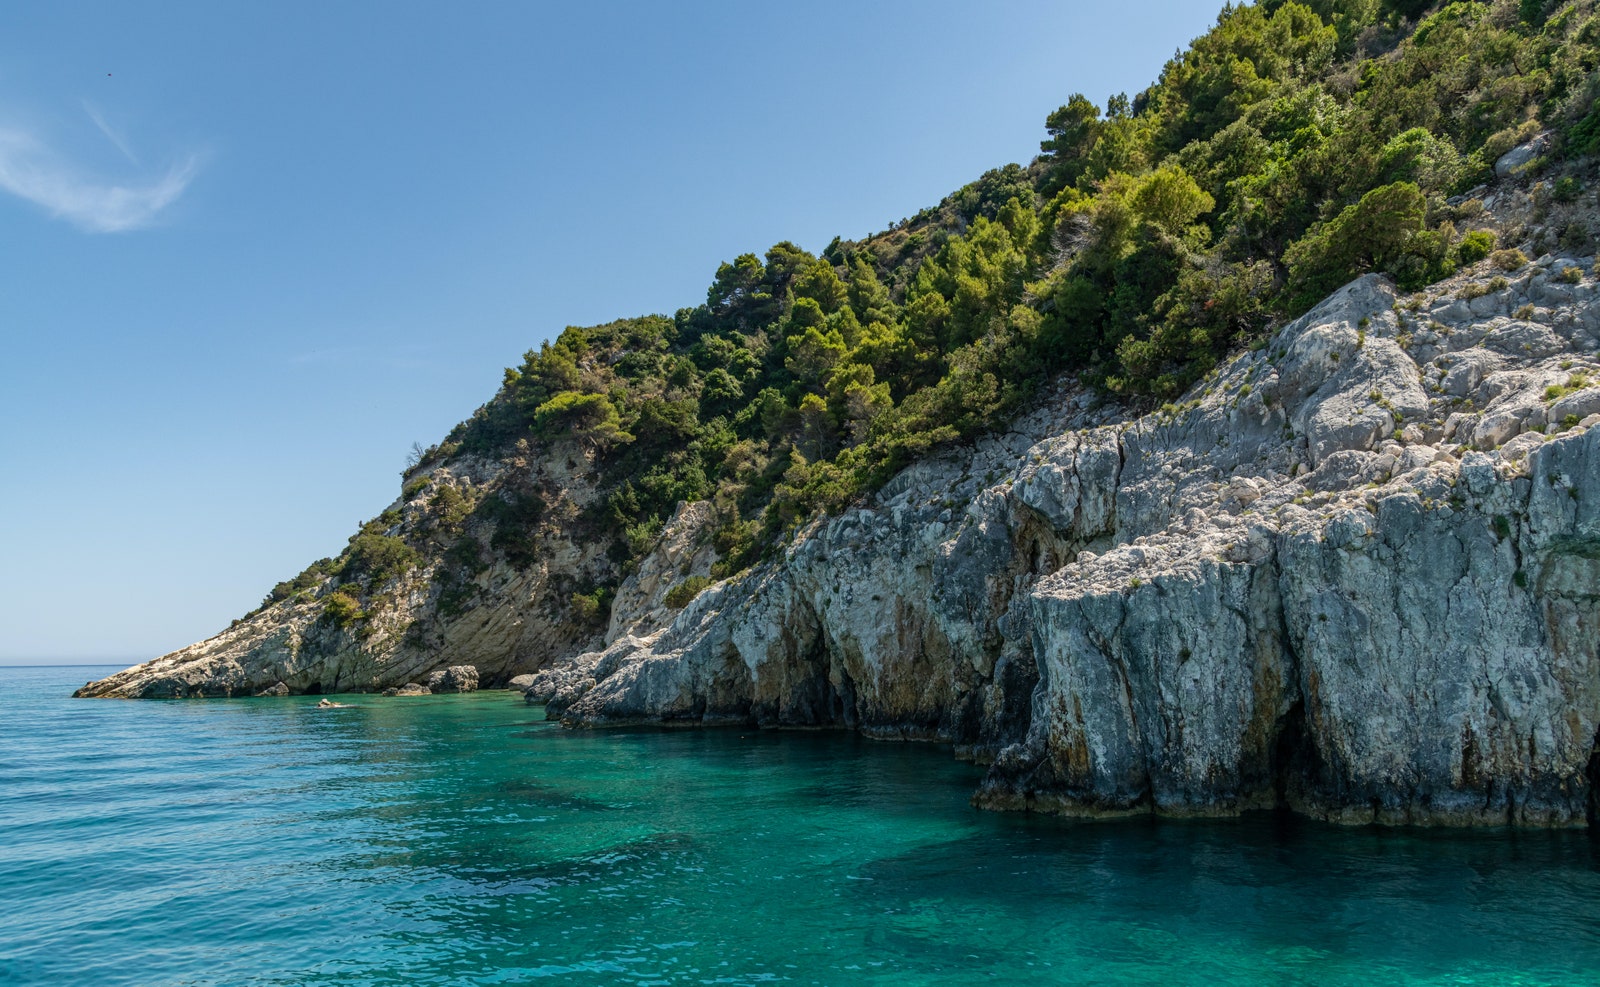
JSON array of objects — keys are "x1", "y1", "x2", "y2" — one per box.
[{"x1": 0, "y1": 1, "x2": 1225, "y2": 663}]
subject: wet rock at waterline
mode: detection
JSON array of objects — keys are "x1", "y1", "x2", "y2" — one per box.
[
  {"x1": 383, "y1": 683, "x2": 431, "y2": 697},
  {"x1": 425, "y1": 665, "x2": 479, "y2": 693}
]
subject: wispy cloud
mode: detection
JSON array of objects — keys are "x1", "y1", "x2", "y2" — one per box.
[
  {"x1": 0, "y1": 124, "x2": 200, "y2": 233},
  {"x1": 81, "y1": 101, "x2": 140, "y2": 165}
]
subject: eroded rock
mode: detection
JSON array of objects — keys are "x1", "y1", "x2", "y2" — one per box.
[
  {"x1": 425, "y1": 665, "x2": 479, "y2": 693},
  {"x1": 548, "y1": 266, "x2": 1600, "y2": 827},
  {"x1": 383, "y1": 683, "x2": 431, "y2": 697},
  {"x1": 73, "y1": 244, "x2": 1600, "y2": 829}
]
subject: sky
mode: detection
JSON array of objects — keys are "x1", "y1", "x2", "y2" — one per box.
[{"x1": 0, "y1": 0, "x2": 1226, "y2": 664}]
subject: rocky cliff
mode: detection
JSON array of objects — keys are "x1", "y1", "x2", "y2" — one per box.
[
  {"x1": 532, "y1": 254, "x2": 1600, "y2": 827},
  {"x1": 77, "y1": 192, "x2": 1600, "y2": 827},
  {"x1": 74, "y1": 447, "x2": 619, "y2": 698}
]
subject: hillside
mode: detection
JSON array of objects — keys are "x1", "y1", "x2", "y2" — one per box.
[{"x1": 76, "y1": 1, "x2": 1600, "y2": 825}]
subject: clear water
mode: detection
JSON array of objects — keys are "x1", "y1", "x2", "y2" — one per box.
[{"x1": 4, "y1": 665, "x2": 1600, "y2": 986}]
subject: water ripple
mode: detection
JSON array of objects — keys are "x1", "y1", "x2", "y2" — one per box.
[{"x1": 3, "y1": 666, "x2": 1600, "y2": 986}]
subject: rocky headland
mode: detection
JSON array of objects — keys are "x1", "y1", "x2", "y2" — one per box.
[
  {"x1": 81, "y1": 232, "x2": 1600, "y2": 827},
  {"x1": 530, "y1": 256, "x2": 1600, "y2": 827},
  {"x1": 71, "y1": 5, "x2": 1600, "y2": 831}
]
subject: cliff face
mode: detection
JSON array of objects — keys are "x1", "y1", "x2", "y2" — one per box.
[
  {"x1": 534, "y1": 260, "x2": 1600, "y2": 827},
  {"x1": 75, "y1": 244, "x2": 1600, "y2": 828}
]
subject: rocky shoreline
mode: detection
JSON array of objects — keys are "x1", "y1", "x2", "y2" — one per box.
[{"x1": 78, "y1": 252, "x2": 1600, "y2": 828}]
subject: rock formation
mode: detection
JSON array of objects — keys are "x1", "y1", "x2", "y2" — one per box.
[
  {"x1": 425, "y1": 665, "x2": 479, "y2": 693},
  {"x1": 73, "y1": 200, "x2": 1600, "y2": 827},
  {"x1": 534, "y1": 259, "x2": 1600, "y2": 827},
  {"x1": 383, "y1": 683, "x2": 431, "y2": 697}
]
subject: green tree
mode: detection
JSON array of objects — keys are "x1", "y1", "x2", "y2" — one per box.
[
  {"x1": 1040, "y1": 94, "x2": 1103, "y2": 193},
  {"x1": 1283, "y1": 181, "x2": 1428, "y2": 310},
  {"x1": 533, "y1": 391, "x2": 634, "y2": 450}
]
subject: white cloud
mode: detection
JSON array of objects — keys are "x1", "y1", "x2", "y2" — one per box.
[
  {"x1": 81, "y1": 101, "x2": 140, "y2": 165},
  {"x1": 0, "y1": 126, "x2": 199, "y2": 233}
]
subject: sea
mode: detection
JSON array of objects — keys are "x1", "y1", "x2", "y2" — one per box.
[{"x1": 3, "y1": 663, "x2": 1600, "y2": 986}]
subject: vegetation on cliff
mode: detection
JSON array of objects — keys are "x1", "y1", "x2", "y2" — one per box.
[{"x1": 275, "y1": 0, "x2": 1600, "y2": 631}]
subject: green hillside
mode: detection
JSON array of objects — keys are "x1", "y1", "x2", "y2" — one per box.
[{"x1": 281, "y1": 0, "x2": 1600, "y2": 621}]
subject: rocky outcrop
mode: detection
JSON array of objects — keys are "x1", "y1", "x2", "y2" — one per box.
[
  {"x1": 75, "y1": 454, "x2": 616, "y2": 699},
  {"x1": 425, "y1": 665, "x2": 479, "y2": 693},
  {"x1": 605, "y1": 501, "x2": 720, "y2": 644},
  {"x1": 383, "y1": 683, "x2": 431, "y2": 697},
  {"x1": 540, "y1": 258, "x2": 1600, "y2": 827},
  {"x1": 72, "y1": 181, "x2": 1600, "y2": 828}
]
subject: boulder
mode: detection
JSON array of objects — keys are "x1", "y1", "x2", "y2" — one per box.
[
  {"x1": 425, "y1": 665, "x2": 479, "y2": 693},
  {"x1": 253, "y1": 681, "x2": 290, "y2": 697},
  {"x1": 382, "y1": 683, "x2": 431, "y2": 697},
  {"x1": 1494, "y1": 133, "x2": 1550, "y2": 178}
]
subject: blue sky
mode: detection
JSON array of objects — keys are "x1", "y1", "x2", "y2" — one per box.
[{"x1": 0, "y1": 1, "x2": 1225, "y2": 663}]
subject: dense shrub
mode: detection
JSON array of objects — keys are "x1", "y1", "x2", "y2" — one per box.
[
  {"x1": 430, "y1": 484, "x2": 471, "y2": 527},
  {"x1": 343, "y1": 534, "x2": 419, "y2": 586},
  {"x1": 663, "y1": 576, "x2": 713, "y2": 609},
  {"x1": 263, "y1": 557, "x2": 339, "y2": 608},
  {"x1": 1283, "y1": 182, "x2": 1431, "y2": 308},
  {"x1": 569, "y1": 585, "x2": 615, "y2": 627},
  {"x1": 1456, "y1": 230, "x2": 1495, "y2": 265},
  {"x1": 1492, "y1": 248, "x2": 1530, "y2": 271},
  {"x1": 321, "y1": 590, "x2": 364, "y2": 628}
]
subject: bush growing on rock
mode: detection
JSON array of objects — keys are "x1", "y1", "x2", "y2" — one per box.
[
  {"x1": 262, "y1": 557, "x2": 339, "y2": 609},
  {"x1": 1283, "y1": 182, "x2": 1429, "y2": 309},
  {"x1": 1492, "y1": 248, "x2": 1530, "y2": 272},
  {"x1": 1457, "y1": 230, "x2": 1495, "y2": 266},
  {"x1": 429, "y1": 484, "x2": 471, "y2": 527},
  {"x1": 570, "y1": 586, "x2": 614, "y2": 626},
  {"x1": 343, "y1": 534, "x2": 419, "y2": 586},
  {"x1": 321, "y1": 591, "x2": 364, "y2": 628},
  {"x1": 664, "y1": 575, "x2": 713, "y2": 609}
]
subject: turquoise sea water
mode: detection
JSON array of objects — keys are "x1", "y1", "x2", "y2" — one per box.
[{"x1": 4, "y1": 665, "x2": 1600, "y2": 986}]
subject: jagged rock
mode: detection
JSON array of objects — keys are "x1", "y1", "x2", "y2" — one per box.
[
  {"x1": 73, "y1": 247, "x2": 1600, "y2": 829},
  {"x1": 1552, "y1": 387, "x2": 1600, "y2": 424},
  {"x1": 383, "y1": 683, "x2": 431, "y2": 697},
  {"x1": 254, "y1": 681, "x2": 289, "y2": 697},
  {"x1": 425, "y1": 665, "x2": 478, "y2": 693},
  {"x1": 605, "y1": 500, "x2": 720, "y2": 643},
  {"x1": 547, "y1": 267, "x2": 1600, "y2": 827}
]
